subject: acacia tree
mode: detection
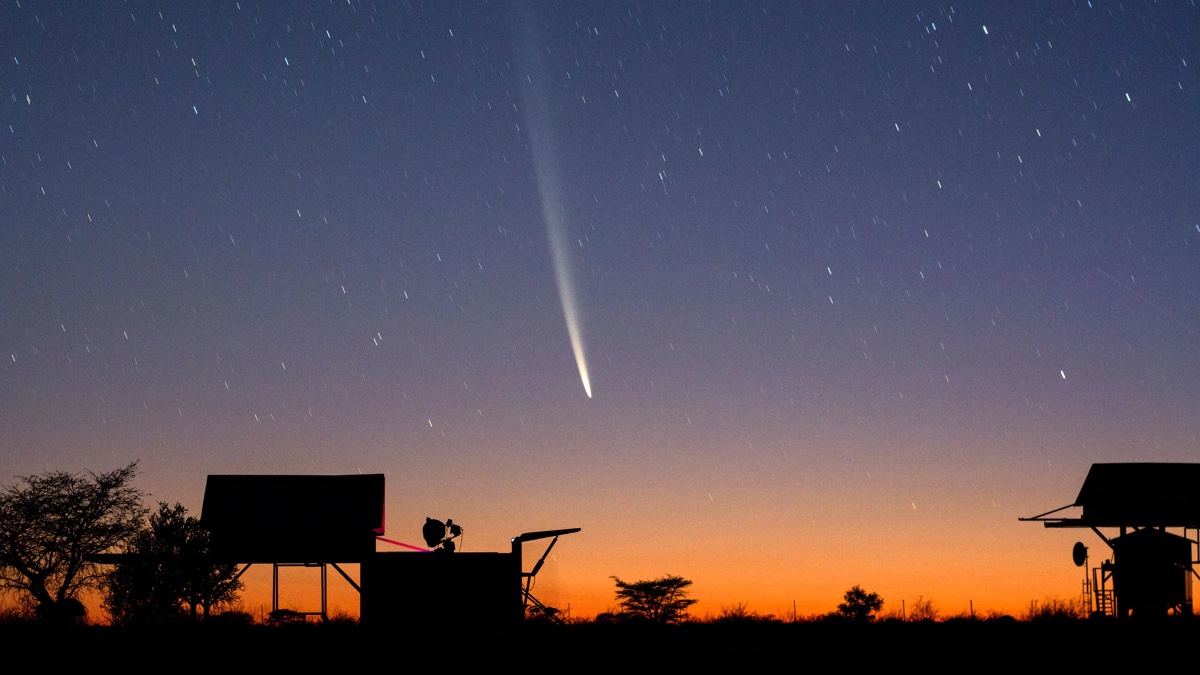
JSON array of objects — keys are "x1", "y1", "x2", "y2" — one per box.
[
  {"x1": 611, "y1": 574, "x2": 697, "y2": 624},
  {"x1": 104, "y1": 502, "x2": 243, "y2": 624},
  {"x1": 0, "y1": 462, "x2": 146, "y2": 619},
  {"x1": 835, "y1": 585, "x2": 884, "y2": 622}
]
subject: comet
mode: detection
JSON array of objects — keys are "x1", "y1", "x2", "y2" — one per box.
[
  {"x1": 518, "y1": 9, "x2": 592, "y2": 398},
  {"x1": 530, "y1": 146, "x2": 592, "y2": 399}
]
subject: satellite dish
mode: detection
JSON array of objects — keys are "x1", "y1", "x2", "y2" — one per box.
[{"x1": 1072, "y1": 541, "x2": 1087, "y2": 567}]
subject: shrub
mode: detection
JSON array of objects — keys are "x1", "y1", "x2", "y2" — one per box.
[
  {"x1": 1022, "y1": 596, "x2": 1085, "y2": 622},
  {"x1": 908, "y1": 595, "x2": 939, "y2": 622},
  {"x1": 833, "y1": 585, "x2": 883, "y2": 622},
  {"x1": 713, "y1": 602, "x2": 778, "y2": 624}
]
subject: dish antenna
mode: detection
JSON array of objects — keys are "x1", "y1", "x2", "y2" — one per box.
[{"x1": 1072, "y1": 541, "x2": 1088, "y2": 567}]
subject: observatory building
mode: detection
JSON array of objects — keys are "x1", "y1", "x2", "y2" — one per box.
[
  {"x1": 1022, "y1": 463, "x2": 1200, "y2": 617},
  {"x1": 199, "y1": 473, "x2": 577, "y2": 624}
]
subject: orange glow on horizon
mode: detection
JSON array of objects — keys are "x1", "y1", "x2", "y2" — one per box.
[
  {"x1": 195, "y1": 520, "x2": 1089, "y2": 623},
  {"x1": 65, "y1": 430, "x2": 1101, "y2": 624}
]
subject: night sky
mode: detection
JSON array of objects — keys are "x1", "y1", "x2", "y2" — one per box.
[{"x1": 3, "y1": 0, "x2": 1198, "y2": 618}]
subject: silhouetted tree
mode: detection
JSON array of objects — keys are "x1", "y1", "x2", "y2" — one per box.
[
  {"x1": 103, "y1": 502, "x2": 242, "y2": 624},
  {"x1": 908, "y1": 595, "x2": 938, "y2": 622},
  {"x1": 0, "y1": 462, "x2": 146, "y2": 621},
  {"x1": 611, "y1": 574, "x2": 697, "y2": 624},
  {"x1": 835, "y1": 585, "x2": 883, "y2": 622}
]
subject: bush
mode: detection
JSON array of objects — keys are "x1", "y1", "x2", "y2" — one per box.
[
  {"x1": 713, "y1": 602, "x2": 778, "y2": 624},
  {"x1": 327, "y1": 609, "x2": 359, "y2": 625},
  {"x1": 35, "y1": 598, "x2": 87, "y2": 625},
  {"x1": 833, "y1": 585, "x2": 883, "y2": 622},
  {"x1": 908, "y1": 596, "x2": 939, "y2": 622},
  {"x1": 1022, "y1": 596, "x2": 1085, "y2": 622},
  {"x1": 0, "y1": 603, "x2": 32, "y2": 624},
  {"x1": 207, "y1": 610, "x2": 255, "y2": 626},
  {"x1": 877, "y1": 607, "x2": 905, "y2": 622},
  {"x1": 103, "y1": 502, "x2": 243, "y2": 624}
]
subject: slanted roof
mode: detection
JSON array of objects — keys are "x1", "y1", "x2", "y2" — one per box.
[
  {"x1": 1074, "y1": 463, "x2": 1200, "y2": 527},
  {"x1": 201, "y1": 474, "x2": 385, "y2": 563}
]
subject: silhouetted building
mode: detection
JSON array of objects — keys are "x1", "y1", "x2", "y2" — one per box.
[
  {"x1": 200, "y1": 474, "x2": 386, "y2": 621},
  {"x1": 360, "y1": 527, "x2": 578, "y2": 627},
  {"x1": 362, "y1": 551, "x2": 521, "y2": 627},
  {"x1": 198, "y1": 473, "x2": 576, "y2": 626},
  {"x1": 1022, "y1": 463, "x2": 1200, "y2": 617}
]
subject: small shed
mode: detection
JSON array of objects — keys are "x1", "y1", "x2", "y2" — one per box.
[{"x1": 1110, "y1": 528, "x2": 1192, "y2": 617}]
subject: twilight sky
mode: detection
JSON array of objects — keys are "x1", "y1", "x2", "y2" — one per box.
[{"x1": 2, "y1": 0, "x2": 1198, "y2": 618}]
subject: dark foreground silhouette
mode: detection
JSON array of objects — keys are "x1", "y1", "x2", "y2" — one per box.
[{"x1": 5, "y1": 616, "x2": 1198, "y2": 669}]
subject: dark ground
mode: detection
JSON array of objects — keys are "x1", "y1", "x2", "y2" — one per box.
[{"x1": 6, "y1": 618, "x2": 1198, "y2": 670}]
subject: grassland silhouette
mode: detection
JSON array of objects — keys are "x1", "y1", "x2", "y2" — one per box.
[{"x1": 2, "y1": 462, "x2": 1199, "y2": 669}]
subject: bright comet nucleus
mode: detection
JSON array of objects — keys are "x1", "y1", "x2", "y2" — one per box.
[{"x1": 519, "y1": 8, "x2": 592, "y2": 399}]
